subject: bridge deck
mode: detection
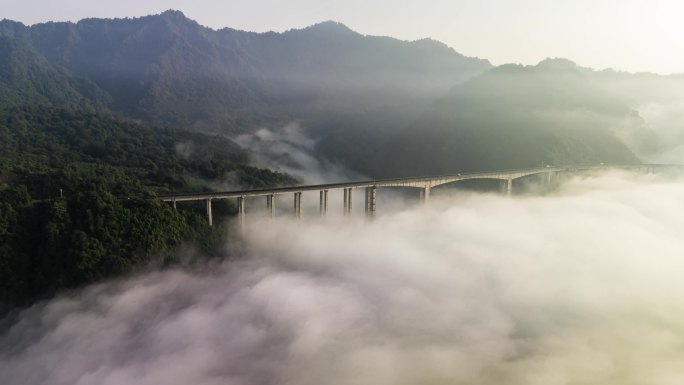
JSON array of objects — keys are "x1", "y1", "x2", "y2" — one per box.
[{"x1": 159, "y1": 164, "x2": 666, "y2": 202}]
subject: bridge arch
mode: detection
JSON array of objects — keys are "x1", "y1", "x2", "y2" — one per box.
[{"x1": 430, "y1": 176, "x2": 509, "y2": 188}]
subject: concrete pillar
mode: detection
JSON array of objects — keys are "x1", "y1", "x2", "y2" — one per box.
[
  {"x1": 343, "y1": 188, "x2": 348, "y2": 215},
  {"x1": 294, "y1": 192, "x2": 302, "y2": 219},
  {"x1": 320, "y1": 190, "x2": 328, "y2": 217},
  {"x1": 419, "y1": 186, "x2": 431, "y2": 203},
  {"x1": 237, "y1": 196, "x2": 245, "y2": 227},
  {"x1": 172, "y1": 199, "x2": 177, "y2": 210},
  {"x1": 206, "y1": 198, "x2": 213, "y2": 227},
  {"x1": 506, "y1": 177, "x2": 512, "y2": 196},
  {"x1": 343, "y1": 188, "x2": 352, "y2": 216},
  {"x1": 266, "y1": 194, "x2": 276, "y2": 218},
  {"x1": 545, "y1": 171, "x2": 554, "y2": 186},
  {"x1": 365, "y1": 186, "x2": 377, "y2": 217}
]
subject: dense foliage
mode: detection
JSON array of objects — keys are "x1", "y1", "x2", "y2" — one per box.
[
  {"x1": 0, "y1": 36, "x2": 109, "y2": 111},
  {"x1": 0, "y1": 106, "x2": 296, "y2": 311}
]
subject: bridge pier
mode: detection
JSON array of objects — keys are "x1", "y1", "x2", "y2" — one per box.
[
  {"x1": 266, "y1": 194, "x2": 276, "y2": 218},
  {"x1": 545, "y1": 171, "x2": 554, "y2": 186},
  {"x1": 172, "y1": 199, "x2": 177, "y2": 210},
  {"x1": 343, "y1": 188, "x2": 352, "y2": 216},
  {"x1": 419, "y1": 186, "x2": 431, "y2": 203},
  {"x1": 499, "y1": 178, "x2": 512, "y2": 196},
  {"x1": 365, "y1": 186, "x2": 376, "y2": 217},
  {"x1": 294, "y1": 192, "x2": 302, "y2": 219},
  {"x1": 237, "y1": 196, "x2": 245, "y2": 227},
  {"x1": 206, "y1": 198, "x2": 213, "y2": 226},
  {"x1": 320, "y1": 190, "x2": 328, "y2": 217}
]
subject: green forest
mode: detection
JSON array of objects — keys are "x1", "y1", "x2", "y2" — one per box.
[{"x1": 0, "y1": 106, "x2": 296, "y2": 312}]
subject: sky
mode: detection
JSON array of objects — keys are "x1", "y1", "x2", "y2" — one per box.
[{"x1": 0, "y1": 0, "x2": 683, "y2": 73}]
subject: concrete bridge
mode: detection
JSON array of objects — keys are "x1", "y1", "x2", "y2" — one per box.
[{"x1": 159, "y1": 164, "x2": 676, "y2": 226}]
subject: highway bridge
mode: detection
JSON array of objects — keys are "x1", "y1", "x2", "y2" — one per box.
[{"x1": 159, "y1": 164, "x2": 677, "y2": 226}]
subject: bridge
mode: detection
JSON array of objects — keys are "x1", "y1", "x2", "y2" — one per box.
[{"x1": 159, "y1": 164, "x2": 675, "y2": 226}]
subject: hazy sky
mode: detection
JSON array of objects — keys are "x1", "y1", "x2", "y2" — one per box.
[{"x1": 1, "y1": 0, "x2": 683, "y2": 74}]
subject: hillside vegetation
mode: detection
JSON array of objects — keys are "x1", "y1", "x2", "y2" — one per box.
[{"x1": 0, "y1": 106, "x2": 295, "y2": 311}]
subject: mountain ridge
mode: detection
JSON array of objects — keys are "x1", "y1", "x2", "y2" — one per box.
[
  {"x1": 3, "y1": 11, "x2": 679, "y2": 179},
  {"x1": 0, "y1": 11, "x2": 491, "y2": 135}
]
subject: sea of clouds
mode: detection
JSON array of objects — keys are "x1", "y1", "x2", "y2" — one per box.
[{"x1": 2, "y1": 170, "x2": 684, "y2": 384}]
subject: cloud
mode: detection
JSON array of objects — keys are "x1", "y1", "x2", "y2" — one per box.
[
  {"x1": 2, "y1": 170, "x2": 684, "y2": 384},
  {"x1": 233, "y1": 121, "x2": 365, "y2": 184},
  {"x1": 174, "y1": 141, "x2": 195, "y2": 159}
]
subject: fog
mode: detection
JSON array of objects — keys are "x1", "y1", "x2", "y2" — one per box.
[
  {"x1": 234, "y1": 121, "x2": 365, "y2": 184},
  {"x1": 592, "y1": 73, "x2": 684, "y2": 163},
  {"x1": 637, "y1": 96, "x2": 684, "y2": 163},
  {"x1": 3, "y1": 171, "x2": 684, "y2": 384}
]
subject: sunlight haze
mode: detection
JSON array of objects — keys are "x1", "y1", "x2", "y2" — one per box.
[{"x1": 1, "y1": 0, "x2": 683, "y2": 73}]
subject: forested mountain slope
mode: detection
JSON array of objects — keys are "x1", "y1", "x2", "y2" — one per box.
[
  {"x1": 2, "y1": 12, "x2": 672, "y2": 178},
  {"x1": 357, "y1": 59, "x2": 642, "y2": 177},
  {"x1": 0, "y1": 106, "x2": 295, "y2": 311},
  {"x1": 0, "y1": 11, "x2": 491, "y2": 133}
]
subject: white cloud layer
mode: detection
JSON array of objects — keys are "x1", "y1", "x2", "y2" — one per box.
[{"x1": 2, "y1": 170, "x2": 684, "y2": 384}]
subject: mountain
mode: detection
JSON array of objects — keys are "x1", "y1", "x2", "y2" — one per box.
[
  {"x1": 360, "y1": 59, "x2": 642, "y2": 177},
  {"x1": 0, "y1": 35, "x2": 108, "y2": 110},
  {"x1": 0, "y1": 11, "x2": 491, "y2": 134},
  {"x1": 1, "y1": 12, "x2": 676, "y2": 178}
]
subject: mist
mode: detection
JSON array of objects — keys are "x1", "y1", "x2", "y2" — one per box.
[
  {"x1": 3, "y1": 171, "x2": 684, "y2": 384},
  {"x1": 233, "y1": 121, "x2": 366, "y2": 184},
  {"x1": 637, "y1": 96, "x2": 684, "y2": 163}
]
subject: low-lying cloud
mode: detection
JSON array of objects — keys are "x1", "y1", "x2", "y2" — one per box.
[
  {"x1": 3, "y1": 171, "x2": 684, "y2": 384},
  {"x1": 233, "y1": 121, "x2": 365, "y2": 184}
]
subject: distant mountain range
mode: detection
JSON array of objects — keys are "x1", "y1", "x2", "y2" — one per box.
[
  {"x1": 365, "y1": 59, "x2": 642, "y2": 176},
  {"x1": 1, "y1": 10, "x2": 681, "y2": 179},
  {"x1": 0, "y1": 11, "x2": 489, "y2": 130}
]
